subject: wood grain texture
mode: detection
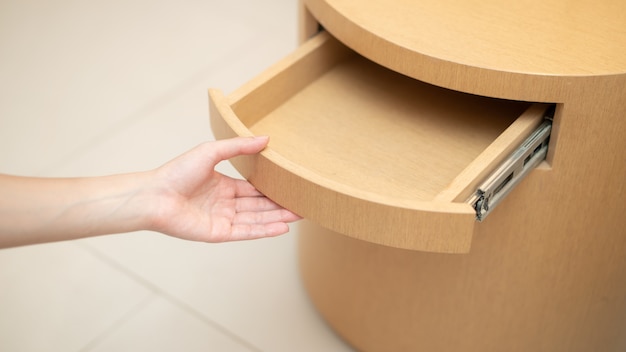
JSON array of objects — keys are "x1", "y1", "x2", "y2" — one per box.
[
  {"x1": 212, "y1": 88, "x2": 476, "y2": 253},
  {"x1": 249, "y1": 55, "x2": 531, "y2": 202},
  {"x1": 296, "y1": 1, "x2": 626, "y2": 351},
  {"x1": 210, "y1": 31, "x2": 551, "y2": 253},
  {"x1": 435, "y1": 103, "x2": 548, "y2": 202},
  {"x1": 298, "y1": 1, "x2": 319, "y2": 43},
  {"x1": 303, "y1": 0, "x2": 626, "y2": 101}
]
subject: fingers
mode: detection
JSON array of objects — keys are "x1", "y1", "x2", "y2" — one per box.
[
  {"x1": 234, "y1": 192, "x2": 287, "y2": 211},
  {"x1": 234, "y1": 208, "x2": 301, "y2": 225},
  {"x1": 197, "y1": 136, "x2": 301, "y2": 241},
  {"x1": 233, "y1": 179, "x2": 263, "y2": 198},
  {"x1": 228, "y1": 205, "x2": 301, "y2": 240},
  {"x1": 231, "y1": 222, "x2": 291, "y2": 240},
  {"x1": 232, "y1": 180, "x2": 301, "y2": 218},
  {"x1": 207, "y1": 136, "x2": 269, "y2": 165}
]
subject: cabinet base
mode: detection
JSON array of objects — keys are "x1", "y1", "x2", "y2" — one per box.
[{"x1": 298, "y1": 220, "x2": 626, "y2": 352}]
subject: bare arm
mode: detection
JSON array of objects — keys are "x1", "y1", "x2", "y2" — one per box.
[{"x1": 0, "y1": 136, "x2": 300, "y2": 248}]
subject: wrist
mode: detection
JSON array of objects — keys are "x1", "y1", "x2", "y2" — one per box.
[{"x1": 55, "y1": 172, "x2": 156, "y2": 239}]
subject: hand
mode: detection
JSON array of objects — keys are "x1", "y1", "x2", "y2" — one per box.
[
  {"x1": 0, "y1": 136, "x2": 299, "y2": 248},
  {"x1": 145, "y1": 136, "x2": 300, "y2": 242}
]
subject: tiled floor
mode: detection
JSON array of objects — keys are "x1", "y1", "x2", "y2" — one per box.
[{"x1": 0, "y1": 1, "x2": 353, "y2": 351}]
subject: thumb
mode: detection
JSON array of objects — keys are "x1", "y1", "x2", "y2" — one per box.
[{"x1": 208, "y1": 136, "x2": 269, "y2": 164}]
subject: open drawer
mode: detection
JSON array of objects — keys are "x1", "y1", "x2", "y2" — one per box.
[{"x1": 209, "y1": 32, "x2": 551, "y2": 253}]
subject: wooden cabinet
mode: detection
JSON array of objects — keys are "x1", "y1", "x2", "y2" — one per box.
[{"x1": 210, "y1": 0, "x2": 626, "y2": 351}]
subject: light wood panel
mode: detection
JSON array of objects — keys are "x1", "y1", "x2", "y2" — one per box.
[
  {"x1": 249, "y1": 55, "x2": 530, "y2": 202},
  {"x1": 296, "y1": 1, "x2": 626, "y2": 351},
  {"x1": 303, "y1": 0, "x2": 626, "y2": 101},
  {"x1": 434, "y1": 103, "x2": 548, "y2": 202},
  {"x1": 210, "y1": 32, "x2": 551, "y2": 253}
]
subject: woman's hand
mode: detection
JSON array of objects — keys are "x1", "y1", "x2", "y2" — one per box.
[
  {"x1": 145, "y1": 136, "x2": 301, "y2": 242},
  {"x1": 0, "y1": 136, "x2": 300, "y2": 248}
]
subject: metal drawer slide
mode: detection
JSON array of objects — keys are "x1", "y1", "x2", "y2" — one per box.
[{"x1": 468, "y1": 119, "x2": 552, "y2": 221}]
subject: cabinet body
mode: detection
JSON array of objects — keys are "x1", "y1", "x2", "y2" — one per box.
[{"x1": 296, "y1": 1, "x2": 626, "y2": 351}]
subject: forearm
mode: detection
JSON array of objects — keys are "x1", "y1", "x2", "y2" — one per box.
[{"x1": 0, "y1": 173, "x2": 154, "y2": 248}]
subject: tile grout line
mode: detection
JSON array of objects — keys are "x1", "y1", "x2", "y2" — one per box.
[
  {"x1": 78, "y1": 293, "x2": 157, "y2": 352},
  {"x1": 74, "y1": 241, "x2": 264, "y2": 352}
]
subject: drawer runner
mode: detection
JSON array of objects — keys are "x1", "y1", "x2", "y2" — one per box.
[{"x1": 468, "y1": 118, "x2": 553, "y2": 221}]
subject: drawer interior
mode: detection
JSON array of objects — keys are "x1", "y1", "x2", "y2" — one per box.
[
  {"x1": 230, "y1": 37, "x2": 532, "y2": 203},
  {"x1": 211, "y1": 32, "x2": 551, "y2": 252}
]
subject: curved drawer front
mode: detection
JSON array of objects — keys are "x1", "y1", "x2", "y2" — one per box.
[{"x1": 209, "y1": 32, "x2": 548, "y2": 253}]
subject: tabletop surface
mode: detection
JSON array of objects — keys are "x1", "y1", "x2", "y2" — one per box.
[{"x1": 309, "y1": 0, "x2": 626, "y2": 77}]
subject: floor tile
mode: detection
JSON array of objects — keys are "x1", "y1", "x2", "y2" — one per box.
[
  {"x1": 0, "y1": 242, "x2": 152, "y2": 352},
  {"x1": 83, "y1": 296, "x2": 255, "y2": 352},
  {"x1": 79, "y1": 229, "x2": 353, "y2": 352}
]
